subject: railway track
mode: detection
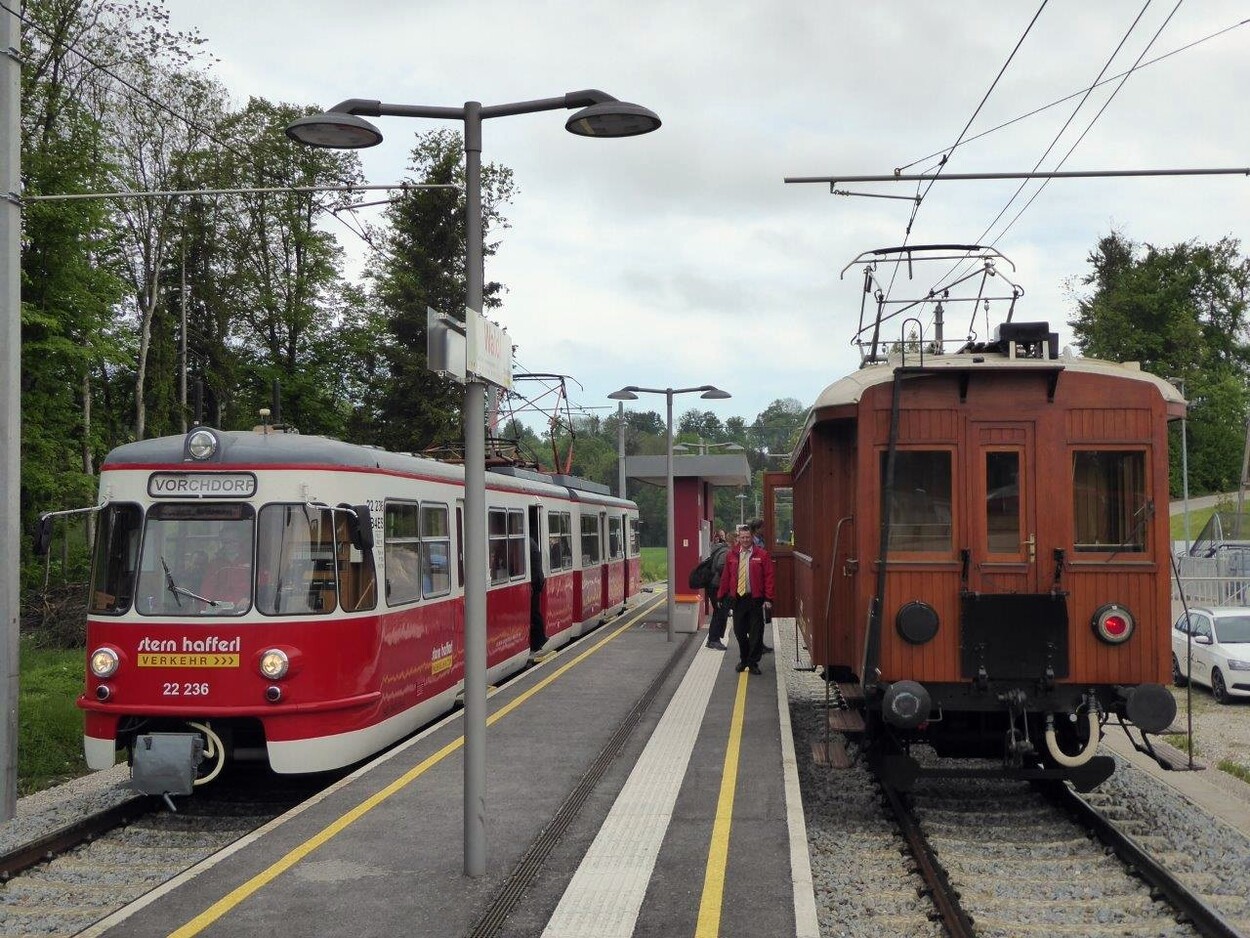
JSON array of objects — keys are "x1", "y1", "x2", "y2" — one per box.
[
  {"x1": 881, "y1": 772, "x2": 1248, "y2": 938},
  {"x1": 0, "y1": 773, "x2": 317, "y2": 937}
]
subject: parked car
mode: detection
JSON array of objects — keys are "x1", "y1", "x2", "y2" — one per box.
[{"x1": 1172, "y1": 606, "x2": 1250, "y2": 703}]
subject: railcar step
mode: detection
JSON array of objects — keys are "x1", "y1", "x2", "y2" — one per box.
[
  {"x1": 1149, "y1": 737, "x2": 1206, "y2": 771},
  {"x1": 811, "y1": 737, "x2": 854, "y2": 768},
  {"x1": 836, "y1": 682, "x2": 864, "y2": 705},
  {"x1": 827, "y1": 709, "x2": 866, "y2": 733}
]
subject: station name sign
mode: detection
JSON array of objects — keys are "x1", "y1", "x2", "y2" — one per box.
[{"x1": 148, "y1": 472, "x2": 257, "y2": 498}]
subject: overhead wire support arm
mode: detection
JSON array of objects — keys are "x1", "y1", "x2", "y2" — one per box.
[{"x1": 790, "y1": 166, "x2": 1250, "y2": 186}]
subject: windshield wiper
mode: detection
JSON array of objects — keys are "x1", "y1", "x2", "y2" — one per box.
[{"x1": 161, "y1": 556, "x2": 217, "y2": 607}]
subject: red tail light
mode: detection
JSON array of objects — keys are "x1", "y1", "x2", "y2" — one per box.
[{"x1": 1092, "y1": 603, "x2": 1134, "y2": 644}]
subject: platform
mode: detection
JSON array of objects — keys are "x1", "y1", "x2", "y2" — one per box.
[{"x1": 83, "y1": 593, "x2": 819, "y2": 938}]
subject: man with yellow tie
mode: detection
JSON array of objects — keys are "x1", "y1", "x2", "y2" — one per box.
[{"x1": 716, "y1": 526, "x2": 775, "y2": 675}]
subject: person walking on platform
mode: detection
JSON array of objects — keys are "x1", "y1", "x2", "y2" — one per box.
[
  {"x1": 717, "y1": 526, "x2": 774, "y2": 674},
  {"x1": 704, "y1": 531, "x2": 730, "y2": 650},
  {"x1": 746, "y1": 518, "x2": 774, "y2": 655}
]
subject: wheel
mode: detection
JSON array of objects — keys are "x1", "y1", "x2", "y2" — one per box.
[
  {"x1": 1172, "y1": 654, "x2": 1189, "y2": 688},
  {"x1": 1212, "y1": 668, "x2": 1231, "y2": 705}
]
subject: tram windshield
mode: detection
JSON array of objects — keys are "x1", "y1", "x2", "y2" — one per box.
[{"x1": 135, "y1": 503, "x2": 255, "y2": 616}]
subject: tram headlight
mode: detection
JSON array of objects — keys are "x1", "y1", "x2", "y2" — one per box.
[
  {"x1": 186, "y1": 428, "x2": 218, "y2": 461},
  {"x1": 259, "y1": 648, "x2": 289, "y2": 680},
  {"x1": 89, "y1": 647, "x2": 119, "y2": 678}
]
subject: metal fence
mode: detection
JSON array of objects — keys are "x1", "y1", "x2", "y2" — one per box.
[{"x1": 1171, "y1": 550, "x2": 1250, "y2": 607}]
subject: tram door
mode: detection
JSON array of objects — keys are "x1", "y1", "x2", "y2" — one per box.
[{"x1": 969, "y1": 421, "x2": 1038, "y2": 594}]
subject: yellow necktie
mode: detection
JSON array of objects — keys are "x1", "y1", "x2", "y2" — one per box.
[{"x1": 737, "y1": 551, "x2": 748, "y2": 596}]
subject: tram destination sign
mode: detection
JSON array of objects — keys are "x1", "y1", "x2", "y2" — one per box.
[{"x1": 148, "y1": 472, "x2": 257, "y2": 499}]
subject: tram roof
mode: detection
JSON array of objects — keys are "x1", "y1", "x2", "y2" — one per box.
[{"x1": 810, "y1": 350, "x2": 1186, "y2": 411}]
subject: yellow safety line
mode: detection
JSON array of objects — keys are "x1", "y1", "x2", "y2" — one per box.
[
  {"x1": 694, "y1": 669, "x2": 749, "y2": 938},
  {"x1": 169, "y1": 592, "x2": 666, "y2": 938}
]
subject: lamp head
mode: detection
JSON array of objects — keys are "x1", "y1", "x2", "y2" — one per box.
[
  {"x1": 699, "y1": 386, "x2": 731, "y2": 400},
  {"x1": 286, "y1": 111, "x2": 384, "y2": 149},
  {"x1": 566, "y1": 101, "x2": 661, "y2": 138},
  {"x1": 608, "y1": 387, "x2": 639, "y2": 401}
]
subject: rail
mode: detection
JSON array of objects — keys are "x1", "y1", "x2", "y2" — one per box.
[{"x1": 1045, "y1": 782, "x2": 1245, "y2": 938}]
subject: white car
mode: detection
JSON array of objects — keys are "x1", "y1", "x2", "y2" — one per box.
[{"x1": 1171, "y1": 607, "x2": 1250, "y2": 704}]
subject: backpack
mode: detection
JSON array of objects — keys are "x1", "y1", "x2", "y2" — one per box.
[{"x1": 687, "y1": 555, "x2": 714, "y2": 590}]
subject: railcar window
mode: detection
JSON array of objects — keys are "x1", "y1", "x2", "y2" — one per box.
[
  {"x1": 629, "y1": 518, "x2": 640, "y2": 556},
  {"x1": 581, "y1": 513, "x2": 601, "y2": 565},
  {"x1": 385, "y1": 502, "x2": 422, "y2": 604},
  {"x1": 88, "y1": 504, "x2": 142, "y2": 614},
  {"x1": 256, "y1": 505, "x2": 337, "y2": 615},
  {"x1": 772, "y1": 487, "x2": 794, "y2": 548},
  {"x1": 548, "y1": 511, "x2": 573, "y2": 570},
  {"x1": 489, "y1": 509, "x2": 510, "y2": 584},
  {"x1": 608, "y1": 516, "x2": 622, "y2": 559},
  {"x1": 1072, "y1": 451, "x2": 1147, "y2": 553},
  {"x1": 134, "y1": 503, "x2": 255, "y2": 616},
  {"x1": 985, "y1": 452, "x2": 1021, "y2": 554},
  {"x1": 881, "y1": 451, "x2": 952, "y2": 553},
  {"x1": 335, "y1": 510, "x2": 377, "y2": 612},
  {"x1": 507, "y1": 509, "x2": 527, "y2": 580},
  {"x1": 421, "y1": 503, "x2": 451, "y2": 597}
]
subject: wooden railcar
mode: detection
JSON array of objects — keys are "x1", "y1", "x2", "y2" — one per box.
[{"x1": 775, "y1": 247, "x2": 1182, "y2": 790}]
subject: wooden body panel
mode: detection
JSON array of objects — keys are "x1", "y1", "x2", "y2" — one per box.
[{"x1": 792, "y1": 361, "x2": 1172, "y2": 689}]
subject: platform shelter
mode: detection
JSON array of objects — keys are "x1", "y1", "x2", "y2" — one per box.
[{"x1": 622, "y1": 453, "x2": 751, "y2": 632}]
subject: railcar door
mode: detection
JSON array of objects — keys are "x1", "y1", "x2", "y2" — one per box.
[{"x1": 968, "y1": 421, "x2": 1038, "y2": 594}]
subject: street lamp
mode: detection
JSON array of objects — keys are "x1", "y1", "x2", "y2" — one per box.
[
  {"x1": 737, "y1": 491, "x2": 749, "y2": 525},
  {"x1": 609, "y1": 385, "x2": 731, "y2": 643},
  {"x1": 287, "y1": 89, "x2": 658, "y2": 878}
]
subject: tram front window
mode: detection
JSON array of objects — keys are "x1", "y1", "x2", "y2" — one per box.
[{"x1": 135, "y1": 503, "x2": 255, "y2": 616}]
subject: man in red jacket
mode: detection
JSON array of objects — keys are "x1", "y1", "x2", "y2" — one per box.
[{"x1": 717, "y1": 526, "x2": 775, "y2": 674}]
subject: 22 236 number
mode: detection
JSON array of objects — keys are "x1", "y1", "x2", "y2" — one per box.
[{"x1": 162, "y1": 682, "x2": 209, "y2": 696}]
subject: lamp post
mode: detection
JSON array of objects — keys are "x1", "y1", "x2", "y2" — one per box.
[
  {"x1": 609, "y1": 385, "x2": 731, "y2": 642},
  {"x1": 287, "y1": 89, "x2": 658, "y2": 878},
  {"x1": 617, "y1": 399, "x2": 627, "y2": 499},
  {"x1": 737, "y1": 491, "x2": 749, "y2": 525}
]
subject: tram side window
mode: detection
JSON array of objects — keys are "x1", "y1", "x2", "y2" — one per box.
[
  {"x1": 255, "y1": 505, "x2": 337, "y2": 616},
  {"x1": 385, "y1": 502, "x2": 422, "y2": 605},
  {"x1": 881, "y1": 451, "x2": 952, "y2": 553},
  {"x1": 548, "y1": 511, "x2": 573, "y2": 571},
  {"x1": 608, "y1": 516, "x2": 622, "y2": 560},
  {"x1": 581, "y1": 514, "x2": 601, "y2": 566},
  {"x1": 772, "y1": 487, "x2": 794, "y2": 549},
  {"x1": 489, "y1": 509, "x2": 510, "y2": 585},
  {"x1": 629, "y1": 518, "x2": 640, "y2": 556},
  {"x1": 88, "y1": 504, "x2": 142, "y2": 614},
  {"x1": 507, "y1": 509, "x2": 526, "y2": 580},
  {"x1": 335, "y1": 509, "x2": 377, "y2": 612},
  {"x1": 421, "y1": 503, "x2": 451, "y2": 598},
  {"x1": 1073, "y1": 450, "x2": 1147, "y2": 553}
]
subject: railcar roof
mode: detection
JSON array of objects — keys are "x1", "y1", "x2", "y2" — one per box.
[{"x1": 811, "y1": 350, "x2": 1185, "y2": 411}]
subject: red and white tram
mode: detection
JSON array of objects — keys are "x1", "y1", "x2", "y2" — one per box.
[{"x1": 50, "y1": 425, "x2": 640, "y2": 789}]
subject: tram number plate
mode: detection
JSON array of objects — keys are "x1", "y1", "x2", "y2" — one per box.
[{"x1": 163, "y1": 682, "x2": 210, "y2": 696}]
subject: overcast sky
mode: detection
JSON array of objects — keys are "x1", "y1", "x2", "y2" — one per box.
[{"x1": 164, "y1": 1, "x2": 1250, "y2": 431}]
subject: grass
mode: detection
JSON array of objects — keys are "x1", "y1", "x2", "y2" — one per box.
[
  {"x1": 1162, "y1": 733, "x2": 1199, "y2": 756},
  {"x1": 640, "y1": 547, "x2": 667, "y2": 584},
  {"x1": 1217, "y1": 758, "x2": 1250, "y2": 783},
  {"x1": 18, "y1": 637, "x2": 89, "y2": 795},
  {"x1": 1171, "y1": 505, "x2": 1216, "y2": 542}
]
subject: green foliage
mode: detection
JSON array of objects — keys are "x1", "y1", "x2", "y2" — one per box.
[
  {"x1": 18, "y1": 638, "x2": 90, "y2": 795},
  {"x1": 640, "y1": 547, "x2": 667, "y2": 583},
  {"x1": 1217, "y1": 758, "x2": 1250, "y2": 784},
  {"x1": 1069, "y1": 231, "x2": 1250, "y2": 495}
]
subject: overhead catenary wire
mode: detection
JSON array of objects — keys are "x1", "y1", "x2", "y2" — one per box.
[{"x1": 893, "y1": 15, "x2": 1248, "y2": 174}]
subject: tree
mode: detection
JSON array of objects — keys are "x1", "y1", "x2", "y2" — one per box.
[
  {"x1": 364, "y1": 129, "x2": 516, "y2": 453},
  {"x1": 1069, "y1": 231, "x2": 1250, "y2": 495}
]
